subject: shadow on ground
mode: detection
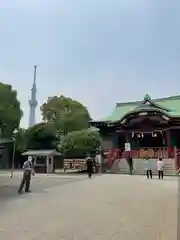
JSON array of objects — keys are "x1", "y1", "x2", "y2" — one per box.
[
  {"x1": 0, "y1": 174, "x2": 88, "y2": 204},
  {"x1": 0, "y1": 185, "x2": 19, "y2": 200}
]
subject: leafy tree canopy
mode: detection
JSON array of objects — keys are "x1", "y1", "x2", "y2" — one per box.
[
  {"x1": 26, "y1": 122, "x2": 59, "y2": 150},
  {"x1": 40, "y1": 95, "x2": 91, "y2": 134},
  {"x1": 59, "y1": 128, "x2": 102, "y2": 158},
  {"x1": 13, "y1": 128, "x2": 27, "y2": 152},
  {"x1": 0, "y1": 83, "x2": 22, "y2": 138}
]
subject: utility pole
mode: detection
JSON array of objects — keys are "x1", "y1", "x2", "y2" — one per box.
[{"x1": 10, "y1": 138, "x2": 16, "y2": 178}]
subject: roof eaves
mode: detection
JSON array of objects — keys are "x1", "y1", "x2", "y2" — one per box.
[
  {"x1": 111, "y1": 108, "x2": 178, "y2": 124},
  {"x1": 89, "y1": 120, "x2": 109, "y2": 123}
]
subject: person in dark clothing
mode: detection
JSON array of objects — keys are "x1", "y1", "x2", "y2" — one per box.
[
  {"x1": 86, "y1": 156, "x2": 93, "y2": 178},
  {"x1": 128, "y1": 156, "x2": 133, "y2": 174},
  {"x1": 126, "y1": 156, "x2": 133, "y2": 174},
  {"x1": 18, "y1": 156, "x2": 35, "y2": 194}
]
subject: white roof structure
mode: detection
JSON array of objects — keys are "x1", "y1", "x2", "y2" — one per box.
[{"x1": 22, "y1": 149, "x2": 61, "y2": 156}]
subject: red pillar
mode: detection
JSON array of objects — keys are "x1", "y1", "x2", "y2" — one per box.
[{"x1": 176, "y1": 149, "x2": 180, "y2": 170}]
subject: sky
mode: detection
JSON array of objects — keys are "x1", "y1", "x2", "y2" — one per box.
[{"x1": 0, "y1": 0, "x2": 179, "y2": 127}]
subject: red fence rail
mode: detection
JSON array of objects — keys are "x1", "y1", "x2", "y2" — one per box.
[{"x1": 105, "y1": 147, "x2": 175, "y2": 159}]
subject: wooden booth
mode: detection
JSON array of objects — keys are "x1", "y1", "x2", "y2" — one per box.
[{"x1": 22, "y1": 149, "x2": 62, "y2": 173}]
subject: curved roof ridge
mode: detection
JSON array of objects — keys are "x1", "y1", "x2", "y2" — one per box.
[
  {"x1": 116, "y1": 100, "x2": 143, "y2": 107},
  {"x1": 154, "y1": 95, "x2": 180, "y2": 102},
  {"x1": 116, "y1": 95, "x2": 180, "y2": 107}
]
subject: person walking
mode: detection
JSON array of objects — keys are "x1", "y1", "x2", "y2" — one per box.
[
  {"x1": 18, "y1": 156, "x2": 34, "y2": 194},
  {"x1": 144, "y1": 156, "x2": 152, "y2": 179},
  {"x1": 86, "y1": 155, "x2": 93, "y2": 178},
  {"x1": 127, "y1": 156, "x2": 133, "y2": 175},
  {"x1": 157, "y1": 157, "x2": 164, "y2": 179}
]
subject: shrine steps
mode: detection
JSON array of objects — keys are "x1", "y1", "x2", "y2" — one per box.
[{"x1": 109, "y1": 158, "x2": 176, "y2": 176}]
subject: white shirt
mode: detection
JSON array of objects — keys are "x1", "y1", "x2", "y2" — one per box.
[
  {"x1": 157, "y1": 160, "x2": 164, "y2": 171},
  {"x1": 23, "y1": 160, "x2": 32, "y2": 171},
  {"x1": 95, "y1": 154, "x2": 101, "y2": 165}
]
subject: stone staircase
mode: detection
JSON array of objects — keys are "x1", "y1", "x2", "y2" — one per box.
[
  {"x1": 110, "y1": 159, "x2": 129, "y2": 174},
  {"x1": 109, "y1": 158, "x2": 176, "y2": 176},
  {"x1": 164, "y1": 162, "x2": 176, "y2": 176}
]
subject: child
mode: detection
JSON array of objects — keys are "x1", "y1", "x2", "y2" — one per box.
[{"x1": 157, "y1": 158, "x2": 164, "y2": 179}]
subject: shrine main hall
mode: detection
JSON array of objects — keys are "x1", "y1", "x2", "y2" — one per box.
[{"x1": 90, "y1": 94, "x2": 180, "y2": 175}]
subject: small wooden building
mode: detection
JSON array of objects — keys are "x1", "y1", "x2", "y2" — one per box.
[{"x1": 22, "y1": 149, "x2": 62, "y2": 173}]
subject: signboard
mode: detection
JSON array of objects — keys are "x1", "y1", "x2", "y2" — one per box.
[
  {"x1": 139, "y1": 149, "x2": 154, "y2": 158},
  {"x1": 125, "y1": 142, "x2": 131, "y2": 152}
]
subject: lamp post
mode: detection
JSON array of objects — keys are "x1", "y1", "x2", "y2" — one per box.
[
  {"x1": 0, "y1": 123, "x2": 6, "y2": 169},
  {"x1": 10, "y1": 138, "x2": 16, "y2": 178},
  {"x1": 0, "y1": 123, "x2": 6, "y2": 140},
  {"x1": 10, "y1": 129, "x2": 18, "y2": 178}
]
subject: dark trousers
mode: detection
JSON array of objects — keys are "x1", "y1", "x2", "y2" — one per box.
[
  {"x1": 146, "y1": 170, "x2": 152, "y2": 179},
  {"x1": 129, "y1": 165, "x2": 133, "y2": 175},
  {"x1": 158, "y1": 170, "x2": 164, "y2": 179},
  {"x1": 87, "y1": 169, "x2": 92, "y2": 178},
  {"x1": 18, "y1": 171, "x2": 31, "y2": 193}
]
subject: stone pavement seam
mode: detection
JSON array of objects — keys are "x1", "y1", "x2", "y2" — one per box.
[
  {"x1": 157, "y1": 211, "x2": 167, "y2": 240},
  {"x1": 133, "y1": 232, "x2": 140, "y2": 239},
  {"x1": 108, "y1": 231, "x2": 116, "y2": 239}
]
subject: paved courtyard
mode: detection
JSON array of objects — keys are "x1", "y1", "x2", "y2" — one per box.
[
  {"x1": 0, "y1": 174, "x2": 177, "y2": 239},
  {"x1": 0, "y1": 171, "x2": 86, "y2": 203}
]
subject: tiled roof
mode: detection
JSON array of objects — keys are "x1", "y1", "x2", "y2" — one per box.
[{"x1": 95, "y1": 95, "x2": 180, "y2": 123}]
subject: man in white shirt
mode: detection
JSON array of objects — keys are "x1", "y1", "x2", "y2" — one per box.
[
  {"x1": 157, "y1": 158, "x2": 164, "y2": 179},
  {"x1": 18, "y1": 156, "x2": 35, "y2": 193}
]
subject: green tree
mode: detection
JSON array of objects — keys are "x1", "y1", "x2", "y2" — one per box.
[
  {"x1": 26, "y1": 122, "x2": 59, "y2": 150},
  {"x1": 59, "y1": 128, "x2": 102, "y2": 158},
  {"x1": 13, "y1": 128, "x2": 27, "y2": 152},
  {"x1": 0, "y1": 83, "x2": 22, "y2": 138},
  {"x1": 40, "y1": 95, "x2": 91, "y2": 134}
]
